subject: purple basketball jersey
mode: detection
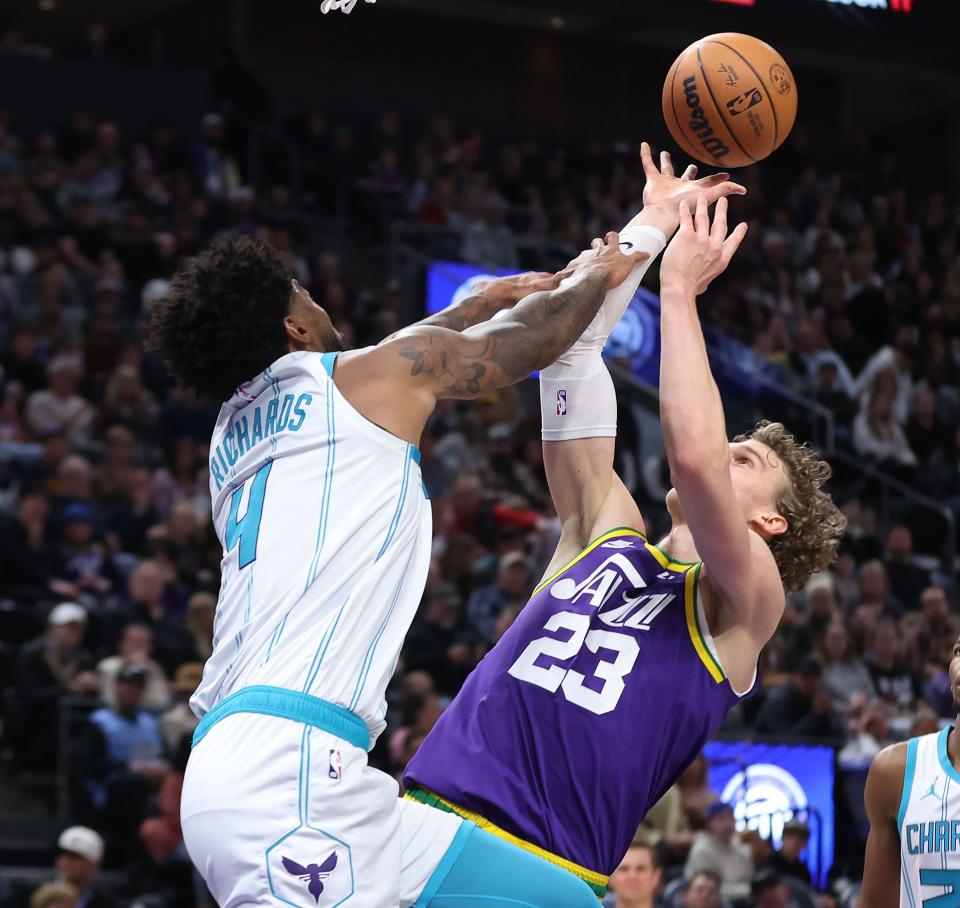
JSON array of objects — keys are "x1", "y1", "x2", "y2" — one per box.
[{"x1": 405, "y1": 529, "x2": 755, "y2": 876}]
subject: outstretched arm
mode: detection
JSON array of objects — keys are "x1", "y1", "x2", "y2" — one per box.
[
  {"x1": 385, "y1": 271, "x2": 564, "y2": 337},
  {"x1": 859, "y1": 745, "x2": 905, "y2": 908},
  {"x1": 333, "y1": 234, "x2": 645, "y2": 446},
  {"x1": 540, "y1": 145, "x2": 747, "y2": 576},
  {"x1": 658, "y1": 195, "x2": 781, "y2": 639}
]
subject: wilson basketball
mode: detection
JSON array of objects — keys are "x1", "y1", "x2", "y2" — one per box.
[{"x1": 662, "y1": 33, "x2": 798, "y2": 168}]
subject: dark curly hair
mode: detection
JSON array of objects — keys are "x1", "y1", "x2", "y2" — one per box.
[
  {"x1": 146, "y1": 235, "x2": 292, "y2": 400},
  {"x1": 735, "y1": 420, "x2": 847, "y2": 592}
]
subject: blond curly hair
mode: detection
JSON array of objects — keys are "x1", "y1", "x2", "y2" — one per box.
[{"x1": 734, "y1": 420, "x2": 846, "y2": 592}]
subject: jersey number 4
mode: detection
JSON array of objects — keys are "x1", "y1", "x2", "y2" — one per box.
[
  {"x1": 507, "y1": 611, "x2": 639, "y2": 715},
  {"x1": 225, "y1": 462, "x2": 273, "y2": 569}
]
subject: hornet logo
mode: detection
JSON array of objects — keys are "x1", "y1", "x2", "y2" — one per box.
[{"x1": 282, "y1": 852, "x2": 338, "y2": 904}]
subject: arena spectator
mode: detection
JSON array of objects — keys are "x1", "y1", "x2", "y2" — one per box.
[
  {"x1": 684, "y1": 803, "x2": 753, "y2": 904},
  {"x1": 50, "y1": 826, "x2": 110, "y2": 908},
  {"x1": 117, "y1": 560, "x2": 196, "y2": 674},
  {"x1": 159, "y1": 662, "x2": 202, "y2": 753},
  {"x1": 864, "y1": 618, "x2": 922, "y2": 715},
  {"x1": 24, "y1": 357, "x2": 95, "y2": 447},
  {"x1": 820, "y1": 619, "x2": 875, "y2": 715},
  {"x1": 882, "y1": 525, "x2": 929, "y2": 610},
  {"x1": 762, "y1": 820, "x2": 811, "y2": 887},
  {"x1": 677, "y1": 755, "x2": 719, "y2": 831},
  {"x1": 753, "y1": 658, "x2": 840, "y2": 739},
  {"x1": 852, "y1": 371, "x2": 917, "y2": 472},
  {"x1": 72, "y1": 664, "x2": 169, "y2": 860},
  {"x1": 750, "y1": 868, "x2": 801, "y2": 908},
  {"x1": 96, "y1": 623, "x2": 169, "y2": 712},
  {"x1": 681, "y1": 870, "x2": 723, "y2": 908},
  {"x1": 606, "y1": 842, "x2": 663, "y2": 908},
  {"x1": 15, "y1": 602, "x2": 99, "y2": 771},
  {"x1": 466, "y1": 551, "x2": 532, "y2": 643},
  {"x1": 404, "y1": 583, "x2": 483, "y2": 696}
]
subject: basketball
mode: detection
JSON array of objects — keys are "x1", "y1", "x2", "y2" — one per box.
[{"x1": 662, "y1": 33, "x2": 798, "y2": 168}]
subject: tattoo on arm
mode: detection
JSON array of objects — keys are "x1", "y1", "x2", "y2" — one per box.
[
  {"x1": 395, "y1": 268, "x2": 609, "y2": 399},
  {"x1": 417, "y1": 291, "x2": 502, "y2": 333}
]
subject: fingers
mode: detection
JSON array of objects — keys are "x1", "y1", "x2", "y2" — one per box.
[
  {"x1": 694, "y1": 194, "x2": 710, "y2": 235},
  {"x1": 660, "y1": 150, "x2": 674, "y2": 178},
  {"x1": 640, "y1": 142, "x2": 658, "y2": 178},
  {"x1": 591, "y1": 237, "x2": 604, "y2": 250},
  {"x1": 711, "y1": 196, "x2": 728, "y2": 242},
  {"x1": 695, "y1": 172, "x2": 732, "y2": 187},
  {"x1": 604, "y1": 230, "x2": 620, "y2": 247},
  {"x1": 678, "y1": 199, "x2": 693, "y2": 232},
  {"x1": 720, "y1": 222, "x2": 749, "y2": 268},
  {"x1": 681, "y1": 164, "x2": 698, "y2": 181}
]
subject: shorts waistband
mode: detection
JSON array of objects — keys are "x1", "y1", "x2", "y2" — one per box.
[
  {"x1": 192, "y1": 685, "x2": 369, "y2": 751},
  {"x1": 404, "y1": 786, "x2": 608, "y2": 897}
]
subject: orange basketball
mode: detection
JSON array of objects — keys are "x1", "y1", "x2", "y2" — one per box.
[{"x1": 662, "y1": 33, "x2": 798, "y2": 169}]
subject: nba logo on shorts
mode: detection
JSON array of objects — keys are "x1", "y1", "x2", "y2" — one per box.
[
  {"x1": 557, "y1": 389, "x2": 567, "y2": 416},
  {"x1": 328, "y1": 749, "x2": 342, "y2": 781}
]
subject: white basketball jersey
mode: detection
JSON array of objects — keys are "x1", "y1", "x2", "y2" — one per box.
[
  {"x1": 898, "y1": 727, "x2": 960, "y2": 908},
  {"x1": 190, "y1": 350, "x2": 432, "y2": 745}
]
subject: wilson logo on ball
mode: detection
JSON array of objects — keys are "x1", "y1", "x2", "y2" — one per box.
[
  {"x1": 681, "y1": 75, "x2": 731, "y2": 160},
  {"x1": 725, "y1": 88, "x2": 764, "y2": 117}
]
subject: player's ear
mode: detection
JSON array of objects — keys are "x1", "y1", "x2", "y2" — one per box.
[
  {"x1": 283, "y1": 313, "x2": 310, "y2": 349},
  {"x1": 751, "y1": 510, "x2": 787, "y2": 540}
]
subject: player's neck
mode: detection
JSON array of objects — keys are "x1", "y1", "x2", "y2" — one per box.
[
  {"x1": 661, "y1": 523, "x2": 700, "y2": 563},
  {"x1": 949, "y1": 723, "x2": 960, "y2": 772}
]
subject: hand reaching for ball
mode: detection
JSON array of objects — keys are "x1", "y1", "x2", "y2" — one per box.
[
  {"x1": 640, "y1": 141, "x2": 746, "y2": 223},
  {"x1": 660, "y1": 194, "x2": 748, "y2": 296}
]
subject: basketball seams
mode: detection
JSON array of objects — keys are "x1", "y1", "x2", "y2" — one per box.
[
  {"x1": 667, "y1": 56, "x2": 706, "y2": 163},
  {"x1": 695, "y1": 45, "x2": 757, "y2": 165},
  {"x1": 709, "y1": 38, "x2": 781, "y2": 151}
]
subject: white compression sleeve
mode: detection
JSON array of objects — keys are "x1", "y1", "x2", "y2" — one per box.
[{"x1": 540, "y1": 224, "x2": 666, "y2": 441}]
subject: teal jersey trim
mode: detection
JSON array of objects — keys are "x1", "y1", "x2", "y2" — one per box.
[
  {"x1": 413, "y1": 820, "x2": 474, "y2": 908},
  {"x1": 192, "y1": 685, "x2": 369, "y2": 751},
  {"x1": 320, "y1": 351, "x2": 339, "y2": 377},
  {"x1": 938, "y1": 726, "x2": 960, "y2": 785},
  {"x1": 899, "y1": 736, "x2": 919, "y2": 831}
]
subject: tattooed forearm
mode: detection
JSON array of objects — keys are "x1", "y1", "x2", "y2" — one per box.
[
  {"x1": 395, "y1": 267, "x2": 610, "y2": 399},
  {"x1": 415, "y1": 290, "x2": 505, "y2": 333}
]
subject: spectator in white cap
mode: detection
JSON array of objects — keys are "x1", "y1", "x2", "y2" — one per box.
[
  {"x1": 55, "y1": 825, "x2": 110, "y2": 908},
  {"x1": 15, "y1": 603, "x2": 98, "y2": 771}
]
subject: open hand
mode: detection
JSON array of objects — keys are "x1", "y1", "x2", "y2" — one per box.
[
  {"x1": 640, "y1": 141, "x2": 746, "y2": 229},
  {"x1": 660, "y1": 195, "x2": 748, "y2": 295},
  {"x1": 569, "y1": 231, "x2": 650, "y2": 289}
]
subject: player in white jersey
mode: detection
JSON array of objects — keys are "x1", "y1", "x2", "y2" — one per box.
[
  {"x1": 861, "y1": 632, "x2": 960, "y2": 907},
  {"x1": 145, "y1": 230, "x2": 650, "y2": 907}
]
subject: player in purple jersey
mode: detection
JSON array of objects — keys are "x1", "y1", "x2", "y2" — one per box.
[{"x1": 400, "y1": 150, "x2": 847, "y2": 906}]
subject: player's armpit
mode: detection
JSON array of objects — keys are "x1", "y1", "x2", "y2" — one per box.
[{"x1": 859, "y1": 744, "x2": 907, "y2": 908}]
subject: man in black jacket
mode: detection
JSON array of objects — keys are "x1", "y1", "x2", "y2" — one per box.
[{"x1": 754, "y1": 657, "x2": 842, "y2": 739}]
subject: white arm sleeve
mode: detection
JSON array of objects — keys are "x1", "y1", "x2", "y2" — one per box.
[{"x1": 540, "y1": 224, "x2": 666, "y2": 441}]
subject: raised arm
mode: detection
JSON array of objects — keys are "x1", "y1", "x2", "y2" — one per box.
[
  {"x1": 333, "y1": 234, "x2": 645, "y2": 446},
  {"x1": 658, "y1": 195, "x2": 781, "y2": 638},
  {"x1": 859, "y1": 744, "x2": 905, "y2": 908},
  {"x1": 385, "y1": 271, "x2": 565, "y2": 338},
  {"x1": 540, "y1": 145, "x2": 747, "y2": 575}
]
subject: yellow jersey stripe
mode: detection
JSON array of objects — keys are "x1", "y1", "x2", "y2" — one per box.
[
  {"x1": 532, "y1": 526, "x2": 644, "y2": 597},
  {"x1": 404, "y1": 787, "x2": 609, "y2": 891},
  {"x1": 684, "y1": 565, "x2": 725, "y2": 683}
]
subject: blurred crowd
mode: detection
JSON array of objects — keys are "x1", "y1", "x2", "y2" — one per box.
[{"x1": 0, "y1": 29, "x2": 958, "y2": 908}]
